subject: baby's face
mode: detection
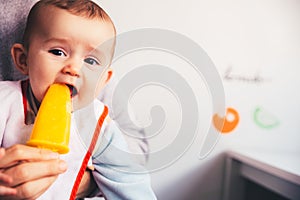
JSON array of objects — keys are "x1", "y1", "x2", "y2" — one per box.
[{"x1": 25, "y1": 6, "x2": 115, "y2": 110}]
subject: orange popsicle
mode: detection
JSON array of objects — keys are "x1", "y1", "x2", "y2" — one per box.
[{"x1": 27, "y1": 83, "x2": 72, "y2": 154}]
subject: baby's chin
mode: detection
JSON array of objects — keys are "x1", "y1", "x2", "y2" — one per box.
[{"x1": 71, "y1": 95, "x2": 95, "y2": 112}]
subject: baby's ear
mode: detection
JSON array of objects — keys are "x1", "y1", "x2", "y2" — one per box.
[
  {"x1": 104, "y1": 68, "x2": 113, "y2": 84},
  {"x1": 11, "y1": 43, "x2": 28, "y2": 75}
]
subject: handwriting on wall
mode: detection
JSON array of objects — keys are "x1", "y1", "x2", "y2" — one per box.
[{"x1": 223, "y1": 66, "x2": 269, "y2": 84}]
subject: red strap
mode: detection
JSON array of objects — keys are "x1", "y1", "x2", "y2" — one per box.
[
  {"x1": 21, "y1": 80, "x2": 28, "y2": 120},
  {"x1": 69, "y1": 105, "x2": 109, "y2": 200}
]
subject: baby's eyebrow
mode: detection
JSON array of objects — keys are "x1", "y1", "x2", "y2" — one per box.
[
  {"x1": 43, "y1": 38, "x2": 70, "y2": 45},
  {"x1": 90, "y1": 48, "x2": 103, "y2": 56}
]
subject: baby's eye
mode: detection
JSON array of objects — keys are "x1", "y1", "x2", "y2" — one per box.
[
  {"x1": 84, "y1": 58, "x2": 100, "y2": 66},
  {"x1": 48, "y1": 49, "x2": 66, "y2": 56}
]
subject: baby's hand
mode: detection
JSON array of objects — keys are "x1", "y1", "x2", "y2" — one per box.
[
  {"x1": 0, "y1": 148, "x2": 17, "y2": 196},
  {"x1": 0, "y1": 145, "x2": 67, "y2": 200}
]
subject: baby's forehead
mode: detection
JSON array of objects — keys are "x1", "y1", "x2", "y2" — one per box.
[
  {"x1": 36, "y1": 4, "x2": 115, "y2": 26},
  {"x1": 24, "y1": 2, "x2": 116, "y2": 46},
  {"x1": 31, "y1": 5, "x2": 116, "y2": 41}
]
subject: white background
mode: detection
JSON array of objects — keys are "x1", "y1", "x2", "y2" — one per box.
[{"x1": 99, "y1": 0, "x2": 300, "y2": 199}]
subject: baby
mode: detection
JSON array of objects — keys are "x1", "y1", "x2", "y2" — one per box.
[{"x1": 0, "y1": 0, "x2": 156, "y2": 199}]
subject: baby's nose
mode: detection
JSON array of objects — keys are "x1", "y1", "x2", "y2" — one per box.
[{"x1": 62, "y1": 63, "x2": 81, "y2": 77}]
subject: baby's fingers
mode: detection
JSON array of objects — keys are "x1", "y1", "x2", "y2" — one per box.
[
  {"x1": 0, "y1": 172, "x2": 13, "y2": 184},
  {"x1": 0, "y1": 145, "x2": 59, "y2": 168},
  {"x1": 0, "y1": 185, "x2": 17, "y2": 196},
  {"x1": 0, "y1": 172, "x2": 16, "y2": 196}
]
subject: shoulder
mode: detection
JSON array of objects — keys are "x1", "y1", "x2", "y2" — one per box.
[
  {"x1": 0, "y1": 80, "x2": 22, "y2": 101},
  {"x1": 0, "y1": 81, "x2": 24, "y2": 146},
  {"x1": 0, "y1": 80, "x2": 22, "y2": 111},
  {"x1": 0, "y1": 81, "x2": 23, "y2": 119}
]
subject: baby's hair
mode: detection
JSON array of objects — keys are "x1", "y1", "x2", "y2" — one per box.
[{"x1": 23, "y1": 0, "x2": 116, "y2": 49}]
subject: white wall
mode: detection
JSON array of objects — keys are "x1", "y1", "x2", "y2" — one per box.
[{"x1": 98, "y1": 0, "x2": 300, "y2": 199}]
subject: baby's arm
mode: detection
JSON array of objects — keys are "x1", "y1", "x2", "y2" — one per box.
[
  {"x1": 75, "y1": 169, "x2": 97, "y2": 198},
  {"x1": 91, "y1": 120, "x2": 157, "y2": 200}
]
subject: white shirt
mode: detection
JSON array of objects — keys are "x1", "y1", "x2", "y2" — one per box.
[{"x1": 0, "y1": 81, "x2": 156, "y2": 200}]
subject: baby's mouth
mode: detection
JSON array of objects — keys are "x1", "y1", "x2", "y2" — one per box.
[{"x1": 66, "y1": 84, "x2": 78, "y2": 98}]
